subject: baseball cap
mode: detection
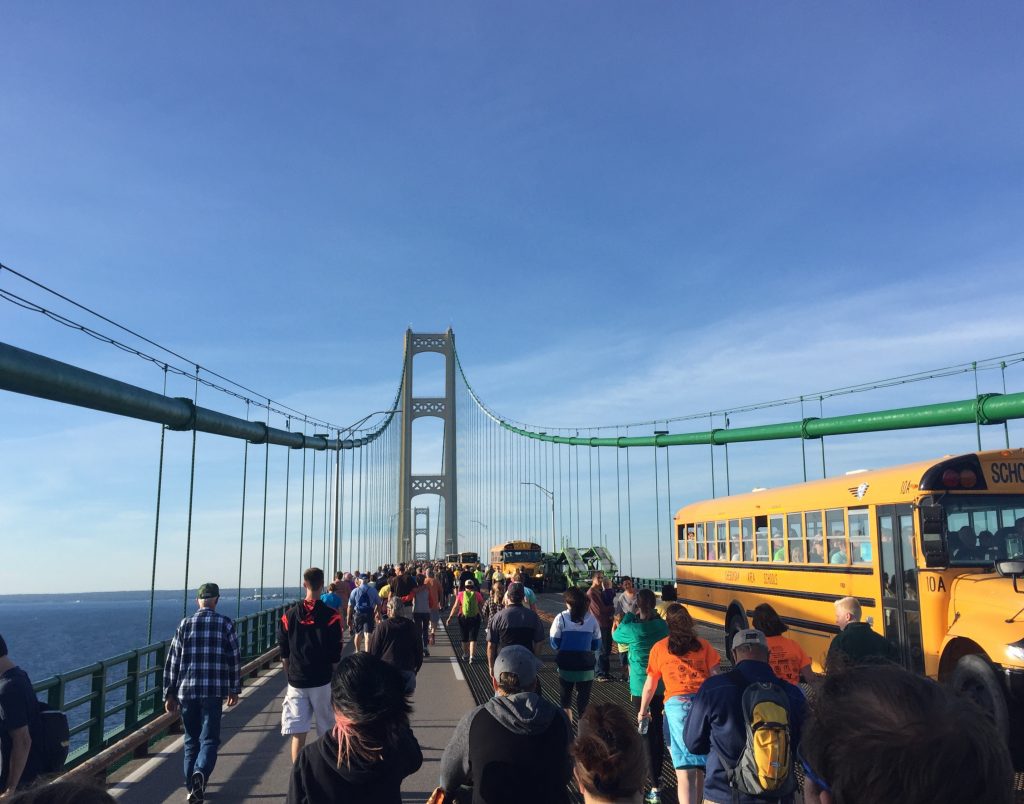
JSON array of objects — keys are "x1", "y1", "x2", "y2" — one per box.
[
  {"x1": 493, "y1": 644, "x2": 541, "y2": 688},
  {"x1": 197, "y1": 582, "x2": 220, "y2": 599},
  {"x1": 464, "y1": 578, "x2": 476, "y2": 588},
  {"x1": 733, "y1": 628, "x2": 768, "y2": 650}
]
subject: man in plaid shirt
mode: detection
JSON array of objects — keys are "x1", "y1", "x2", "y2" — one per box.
[{"x1": 164, "y1": 582, "x2": 242, "y2": 804}]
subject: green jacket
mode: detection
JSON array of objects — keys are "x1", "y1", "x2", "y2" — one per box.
[
  {"x1": 827, "y1": 621, "x2": 898, "y2": 666},
  {"x1": 611, "y1": 612, "x2": 670, "y2": 697}
]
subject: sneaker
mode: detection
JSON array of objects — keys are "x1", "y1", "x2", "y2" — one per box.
[
  {"x1": 595, "y1": 674, "x2": 610, "y2": 683},
  {"x1": 188, "y1": 770, "x2": 205, "y2": 803},
  {"x1": 423, "y1": 648, "x2": 430, "y2": 657},
  {"x1": 644, "y1": 789, "x2": 661, "y2": 804}
]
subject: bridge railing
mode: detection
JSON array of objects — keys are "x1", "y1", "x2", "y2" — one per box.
[
  {"x1": 33, "y1": 601, "x2": 296, "y2": 771},
  {"x1": 631, "y1": 576, "x2": 676, "y2": 593}
]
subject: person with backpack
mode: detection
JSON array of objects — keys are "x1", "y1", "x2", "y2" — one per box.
[
  {"x1": 446, "y1": 579, "x2": 485, "y2": 663},
  {"x1": 347, "y1": 577, "x2": 381, "y2": 653},
  {"x1": 683, "y1": 629, "x2": 806, "y2": 804},
  {"x1": 549, "y1": 587, "x2": 601, "y2": 724},
  {"x1": 637, "y1": 604, "x2": 719, "y2": 804},
  {"x1": 0, "y1": 634, "x2": 48, "y2": 796}
]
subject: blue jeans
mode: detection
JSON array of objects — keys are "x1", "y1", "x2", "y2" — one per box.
[{"x1": 181, "y1": 697, "x2": 223, "y2": 787}]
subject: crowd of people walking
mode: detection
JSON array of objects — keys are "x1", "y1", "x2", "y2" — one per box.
[{"x1": 0, "y1": 564, "x2": 1016, "y2": 804}]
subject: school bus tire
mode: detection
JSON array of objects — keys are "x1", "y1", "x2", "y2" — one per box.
[{"x1": 950, "y1": 653, "x2": 1010, "y2": 744}]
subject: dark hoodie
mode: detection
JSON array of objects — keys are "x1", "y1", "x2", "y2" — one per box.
[
  {"x1": 287, "y1": 724, "x2": 422, "y2": 804},
  {"x1": 440, "y1": 691, "x2": 571, "y2": 804}
]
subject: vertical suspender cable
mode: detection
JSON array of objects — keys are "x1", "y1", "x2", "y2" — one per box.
[
  {"x1": 615, "y1": 429, "x2": 623, "y2": 568},
  {"x1": 799, "y1": 397, "x2": 808, "y2": 482},
  {"x1": 182, "y1": 365, "x2": 200, "y2": 617},
  {"x1": 322, "y1": 439, "x2": 330, "y2": 572},
  {"x1": 309, "y1": 445, "x2": 317, "y2": 568},
  {"x1": 625, "y1": 425, "x2": 634, "y2": 576},
  {"x1": 146, "y1": 365, "x2": 169, "y2": 645},
  {"x1": 653, "y1": 434, "x2": 662, "y2": 579},
  {"x1": 348, "y1": 446, "x2": 356, "y2": 571},
  {"x1": 819, "y1": 397, "x2": 826, "y2": 477},
  {"x1": 259, "y1": 399, "x2": 270, "y2": 610},
  {"x1": 588, "y1": 433, "x2": 594, "y2": 546},
  {"x1": 596, "y1": 433, "x2": 603, "y2": 548},
  {"x1": 334, "y1": 431, "x2": 342, "y2": 578},
  {"x1": 1002, "y1": 362, "x2": 1011, "y2": 448},
  {"x1": 724, "y1": 412, "x2": 731, "y2": 496},
  {"x1": 282, "y1": 418, "x2": 291, "y2": 600},
  {"x1": 708, "y1": 413, "x2": 716, "y2": 499},
  {"x1": 664, "y1": 425, "x2": 673, "y2": 569},
  {"x1": 298, "y1": 418, "x2": 307, "y2": 582},
  {"x1": 973, "y1": 362, "x2": 983, "y2": 451},
  {"x1": 236, "y1": 400, "x2": 251, "y2": 619}
]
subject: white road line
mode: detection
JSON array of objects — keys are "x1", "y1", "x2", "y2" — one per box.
[
  {"x1": 450, "y1": 657, "x2": 464, "y2": 681},
  {"x1": 107, "y1": 665, "x2": 282, "y2": 798}
]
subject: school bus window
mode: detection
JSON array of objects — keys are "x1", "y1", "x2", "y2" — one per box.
[
  {"x1": 769, "y1": 515, "x2": 784, "y2": 562},
  {"x1": 695, "y1": 523, "x2": 706, "y2": 561},
  {"x1": 685, "y1": 524, "x2": 696, "y2": 559},
  {"x1": 786, "y1": 513, "x2": 804, "y2": 562},
  {"x1": 729, "y1": 519, "x2": 741, "y2": 561},
  {"x1": 806, "y1": 511, "x2": 825, "y2": 563},
  {"x1": 945, "y1": 495, "x2": 1024, "y2": 565},
  {"x1": 754, "y1": 515, "x2": 769, "y2": 561},
  {"x1": 849, "y1": 508, "x2": 871, "y2": 564},
  {"x1": 826, "y1": 508, "x2": 849, "y2": 565},
  {"x1": 716, "y1": 521, "x2": 727, "y2": 560},
  {"x1": 742, "y1": 518, "x2": 755, "y2": 561}
]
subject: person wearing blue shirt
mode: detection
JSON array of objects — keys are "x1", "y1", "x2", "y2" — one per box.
[
  {"x1": 683, "y1": 629, "x2": 806, "y2": 804},
  {"x1": 347, "y1": 579, "x2": 381, "y2": 653}
]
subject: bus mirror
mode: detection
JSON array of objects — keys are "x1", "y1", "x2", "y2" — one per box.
[
  {"x1": 996, "y1": 561, "x2": 1024, "y2": 594},
  {"x1": 919, "y1": 503, "x2": 949, "y2": 568}
]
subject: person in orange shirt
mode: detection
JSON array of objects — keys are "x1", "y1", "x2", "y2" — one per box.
[
  {"x1": 751, "y1": 603, "x2": 816, "y2": 685},
  {"x1": 637, "y1": 604, "x2": 721, "y2": 804}
]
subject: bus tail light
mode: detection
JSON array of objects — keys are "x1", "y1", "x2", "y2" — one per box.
[
  {"x1": 959, "y1": 468, "x2": 978, "y2": 489},
  {"x1": 942, "y1": 468, "x2": 961, "y2": 488}
]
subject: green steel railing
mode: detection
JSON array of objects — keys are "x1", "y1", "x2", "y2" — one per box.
[
  {"x1": 32, "y1": 601, "x2": 295, "y2": 770},
  {"x1": 500, "y1": 392, "x2": 1024, "y2": 447}
]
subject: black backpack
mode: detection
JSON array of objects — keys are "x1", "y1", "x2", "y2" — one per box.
[{"x1": 35, "y1": 701, "x2": 70, "y2": 773}]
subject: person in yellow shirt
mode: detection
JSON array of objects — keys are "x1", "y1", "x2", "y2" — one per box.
[
  {"x1": 751, "y1": 603, "x2": 816, "y2": 685},
  {"x1": 655, "y1": 584, "x2": 677, "y2": 618}
]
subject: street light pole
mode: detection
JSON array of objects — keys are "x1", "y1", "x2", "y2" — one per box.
[
  {"x1": 471, "y1": 519, "x2": 488, "y2": 560},
  {"x1": 521, "y1": 482, "x2": 555, "y2": 553}
]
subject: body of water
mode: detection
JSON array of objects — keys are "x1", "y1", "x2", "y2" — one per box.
[{"x1": 0, "y1": 588, "x2": 301, "y2": 683}]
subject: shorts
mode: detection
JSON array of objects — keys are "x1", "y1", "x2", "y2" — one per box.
[
  {"x1": 430, "y1": 608, "x2": 441, "y2": 629},
  {"x1": 281, "y1": 683, "x2": 333, "y2": 737},
  {"x1": 664, "y1": 694, "x2": 706, "y2": 770},
  {"x1": 458, "y1": 615, "x2": 481, "y2": 643},
  {"x1": 354, "y1": 612, "x2": 375, "y2": 633}
]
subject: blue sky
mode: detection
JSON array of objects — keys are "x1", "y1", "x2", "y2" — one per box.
[{"x1": 1, "y1": 3, "x2": 1023, "y2": 593}]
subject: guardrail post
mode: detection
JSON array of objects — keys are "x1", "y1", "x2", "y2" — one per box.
[{"x1": 88, "y1": 664, "x2": 105, "y2": 752}]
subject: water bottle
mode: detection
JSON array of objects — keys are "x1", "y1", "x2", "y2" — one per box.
[{"x1": 638, "y1": 714, "x2": 651, "y2": 735}]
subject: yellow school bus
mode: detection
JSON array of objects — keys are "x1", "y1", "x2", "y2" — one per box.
[
  {"x1": 489, "y1": 541, "x2": 545, "y2": 589},
  {"x1": 674, "y1": 449, "x2": 1024, "y2": 749}
]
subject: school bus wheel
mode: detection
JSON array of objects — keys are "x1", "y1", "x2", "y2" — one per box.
[{"x1": 951, "y1": 653, "x2": 1010, "y2": 743}]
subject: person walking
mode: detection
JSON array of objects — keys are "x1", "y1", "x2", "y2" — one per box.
[
  {"x1": 163, "y1": 583, "x2": 241, "y2": 804},
  {"x1": 485, "y1": 583, "x2": 546, "y2": 678},
  {"x1": 424, "y1": 569, "x2": 443, "y2": 645},
  {"x1": 549, "y1": 587, "x2": 601, "y2": 725},
  {"x1": 481, "y1": 580, "x2": 506, "y2": 631},
  {"x1": 407, "y1": 574, "x2": 433, "y2": 657},
  {"x1": 586, "y1": 573, "x2": 614, "y2": 681},
  {"x1": 751, "y1": 604, "x2": 816, "y2": 685},
  {"x1": 0, "y1": 634, "x2": 46, "y2": 797},
  {"x1": 368, "y1": 598, "x2": 423, "y2": 693},
  {"x1": 447, "y1": 579, "x2": 485, "y2": 663},
  {"x1": 827, "y1": 597, "x2": 897, "y2": 668},
  {"x1": 638, "y1": 604, "x2": 720, "y2": 804},
  {"x1": 612, "y1": 589, "x2": 669, "y2": 803},
  {"x1": 347, "y1": 577, "x2": 381, "y2": 653},
  {"x1": 279, "y1": 568, "x2": 344, "y2": 764},
  {"x1": 287, "y1": 653, "x2": 422, "y2": 804},
  {"x1": 439, "y1": 645, "x2": 572, "y2": 804},
  {"x1": 683, "y1": 629, "x2": 806, "y2": 804}
]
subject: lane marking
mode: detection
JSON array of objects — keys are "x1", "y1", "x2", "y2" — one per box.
[
  {"x1": 108, "y1": 665, "x2": 282, "y2": 798},
  {"x1": 450, "y1": 657, "x2": 464, "y2": 681}
]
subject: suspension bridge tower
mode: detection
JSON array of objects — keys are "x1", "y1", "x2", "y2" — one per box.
[{"x1": 397, "y1": 329, "x2": 458, "y2": 563}]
